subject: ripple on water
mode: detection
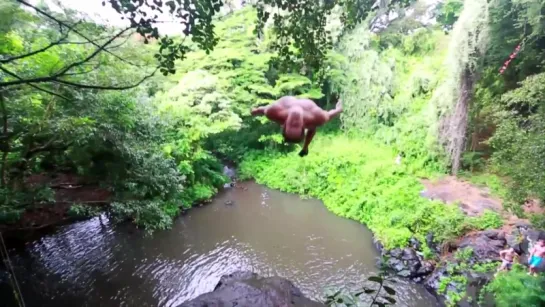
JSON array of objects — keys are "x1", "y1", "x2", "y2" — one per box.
[{"x1": 0, "y1": 182, "x2": 439, "y2": 307}]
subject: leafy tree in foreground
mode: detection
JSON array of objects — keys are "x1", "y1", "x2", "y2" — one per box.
[{"x1": 103, "y1": 0, "x2": 415, "y2": 78}]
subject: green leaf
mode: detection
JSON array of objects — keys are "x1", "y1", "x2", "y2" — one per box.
[
  {"x1": 368, "y1": 276, "x2": 383, "y2": 283},
  {"x1": 382, "y1": 296, "x2": 396, "y2": 304},
  {"x1": 383, "y1": 285, "x2": 396, "y2": 295}
]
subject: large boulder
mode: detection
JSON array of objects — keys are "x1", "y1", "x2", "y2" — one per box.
[
  {"x1": 178, "y1": 271, "x2": 324, "y2": 307},
  {"x1": 457, "y1": 231, "x2": 506, "y2": 262},
  {"x1": 381, "y1": 246, "x2": 434, "y2": 280}
]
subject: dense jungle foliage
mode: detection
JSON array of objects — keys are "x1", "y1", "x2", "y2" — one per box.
[{"x1": 2, "y1": 0, "x2": 545, "y2": 305}]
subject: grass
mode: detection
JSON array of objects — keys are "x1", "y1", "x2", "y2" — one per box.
[{"x1": 239, "y1": 134, "x2": 481, "y2": 248}]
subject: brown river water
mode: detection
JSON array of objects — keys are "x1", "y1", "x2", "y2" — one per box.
[{"x1": 0, "y1": 181, "x2": 438, "y2": 307}]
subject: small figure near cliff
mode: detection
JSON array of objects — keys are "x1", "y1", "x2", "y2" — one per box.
[
  {"x1": 528, "y1": 239, "x2": 545, "y2": 276},
  {"x1": 497, "y1": 247, "x2": 517, "y2": 274},
  {"x1": 251, "y1": 96, "x2": 343, "y2": 157}
]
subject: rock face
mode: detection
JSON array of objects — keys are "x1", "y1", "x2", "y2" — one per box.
[
  {"x1": 423, "y1": 226, "x2": 545, "y2": 304},
  {"x1": 457, "y1": 229, "x2": 506, "y2": 262},
  {"x1": 178, "y1": 271, "x2": 324, "y2": 307},
  {"x1": 377, "y1": 239, "x2": 435, "y2": 283}
]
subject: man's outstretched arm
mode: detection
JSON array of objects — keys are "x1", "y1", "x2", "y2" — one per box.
[{"x1": 251, "y1": 106, "x2": 267, "y2": 116}]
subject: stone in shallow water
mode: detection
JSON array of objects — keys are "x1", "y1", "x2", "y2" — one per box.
[{"x1": 178, "y1": 271, "x2": 324, "y2": 307}]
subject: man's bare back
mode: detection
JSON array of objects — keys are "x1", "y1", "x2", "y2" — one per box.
[{"x1": 251, "y1": 96, "x2": 342, "y2": 156}]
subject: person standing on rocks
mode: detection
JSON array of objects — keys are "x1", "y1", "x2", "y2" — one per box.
[
  {"x1": 497, "y1": 247, "x2": 517, "y2": 274},
  {"x1": 528, "y1": 238, "x2": 545, "y2": 276},
  {"x1": 250, "y1": 96, "x2": 343, "y2": 157}
]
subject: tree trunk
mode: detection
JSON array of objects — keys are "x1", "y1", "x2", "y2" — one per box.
[{"x1": 0, "y1": 92, "x2": 8, "y2": 187}]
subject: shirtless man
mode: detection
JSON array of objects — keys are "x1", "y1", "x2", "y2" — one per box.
[
  {"x1": 497, "y1": 247, "x2": 517, "y2": 274},
  {"x1": 528, "y1": 238, "x2": 545, "y2": 276},
  {"x1": 250, "y1": 96, "x2": 343, "y2": 157}
]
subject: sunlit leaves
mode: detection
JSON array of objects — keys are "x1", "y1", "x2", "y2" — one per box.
[{"x1": 103, "y1": 0, "x2": 415, "y2": 77}]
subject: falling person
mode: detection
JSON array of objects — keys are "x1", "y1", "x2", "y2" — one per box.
[{"x1": 250, "y1": 96, "x2": 343, "y2": 157}]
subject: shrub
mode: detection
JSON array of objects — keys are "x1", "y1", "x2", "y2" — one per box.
[
  {"x1": 240, "y1": 135, "x2": 467, "y2": 248},
  {"x1": 483, "y1": 265, "x2": 545, "y2": 307}
]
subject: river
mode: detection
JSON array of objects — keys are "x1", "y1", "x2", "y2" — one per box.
[{"x1": 0, "y1": 181, "x2": 438, "y2": 307}]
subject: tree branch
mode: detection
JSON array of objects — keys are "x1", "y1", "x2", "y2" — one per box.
[
  {"x1": 0, "y1": 31, "x2": 134, "y2": 64},
  {"x1": 1, "y1": 62, "x2": 157, "y2": 91},
  {"x1": 105, "y1": 30, "x2": 136, "y2": 50},
  {"x1": 54, "y1": 27, "x2": 132, "y2": 76},
  {"x1": 0, "y1": 92, "x2": 9, "y2": 186},
  {"x1": 62, "y1": 63, "x2": 102, "y2": 76},
  {"x1": 16, "y1": 0, "x2": 144, "y2": 68},
  {"x1": 0, "y1": 27, "x2": 130, "y2": 88},
  {"x1": 53, "y1": 68, "x2": 158, "y2": 90},
  {"x1": 0, "y1": 66, "x2": 69, "y2": 100},
  {"x1": 0, "y1": 32, "x2": 70, "y2": 64}
]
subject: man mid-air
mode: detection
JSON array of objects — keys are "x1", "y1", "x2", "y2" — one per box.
[{"x1": 250, "y1": 96, "x2": 343, "y2": 157}]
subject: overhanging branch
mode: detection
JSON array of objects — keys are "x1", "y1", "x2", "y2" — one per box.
[
  {"x1": 0, "y1": 66, "x2": 69, "y2": 100},
  {"x1": 0, "y1": 64, "x2": 157, "y2": 92},
  {"x1": 0, "y1": 30, "x2": 134, "y2": 65},
  {"x1": 54, "y1": 68, "x2": 157, "y2": 90},
  {"x1": 15, "y1": 0, "x2": 144, "y2": 68},
  {"x1": 0, "y1": 27, "x2": 130, "y2": 88}
]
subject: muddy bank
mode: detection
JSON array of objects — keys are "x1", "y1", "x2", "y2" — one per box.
[
  {"x1": 0, "y1": 173, "x2": 111, "y2": 237},
  {"x1": 0, "y1": 165, "x2": 237, "y2": 237}
]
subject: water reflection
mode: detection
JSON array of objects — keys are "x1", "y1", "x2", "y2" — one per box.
[{"x1": 0, "y1": 181, "x2": 438, "y2": 307}]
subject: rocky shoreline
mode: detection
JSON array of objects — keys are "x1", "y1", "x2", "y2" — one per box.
[
  {"x1": 4, "y1": 167, "x2": 544, "y2": 306},
  {"x1": 376, "y1": 223, "x2": 545, "y2": 306}
]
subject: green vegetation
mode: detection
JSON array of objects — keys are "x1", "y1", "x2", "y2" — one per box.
[
  {"x1": 2, "y1": 0, "x2": 545, "y2": 305},
  {"x1": 240, "y1": 136, "x2": 468, "y2": 248},
  {"x1": 483, "y1": 265, "x2": 545, "y2": 307}
]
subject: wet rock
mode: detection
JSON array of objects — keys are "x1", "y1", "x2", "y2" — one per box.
[
  {"x1": 515, "y1": 221, "x2": 531, "y2": 229},
  {"x1": 389, "y1": 248, "x2": 403, "y2": 258},
  {"x1": 401, "y1": 248, "x2": 419, "y2": 261},
  {"x1": 416, "y1": 261, "x2": 434, "y2": 277},
  {"x1": 458, "y1": 232, "x2": 506, "y2": 262},
  {"x1": 481, "y1": 229, "x2": 504, "y2": 240},
  {"x1": 412, "y1": 276, "x2": 424, "y2": 283},
  {"x1": 505, "y1": 233, "x2": 522, "y2": 254},
  {"x1": 407, "y1": 260, "x2": 422, "y2": 274},
  {"x1": 398, "y1": 270, "x2": 412, "y2": 278},
  {"x1": 409, "y1": 237, "x2": 422, "y2": 250},
  {"x1": 223, "y1": 182, "x2": 235, "y2": 189},
  {"x1": 387, "y1": 258, "x2": 405, "y2": 272},
  {"x1": 179, "y1": 271, "x2": 324, "y2": 307},
  {"x1": 225, "y1": 200, "x2": 234, "y2": 206},
  {"x1": 383, "y1": 246, "x2": 431, "y2": 280},
  {"x1": 373, "y1": 238, "x2": 384, "y2": 254},
  {"x1": 424, "y1": 265, "x2": 448, "y2": 293}
]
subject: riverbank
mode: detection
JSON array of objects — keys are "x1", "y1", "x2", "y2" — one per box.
[
  {"x1": 1, "y1": 180, "x2": 439, "y2": 307},
  {"x1": 238, "y1": 135, "x2": 545, "y2": 306},
  {"x1": 0, "y1": 166, "x2": 233, "y2": 239}
]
